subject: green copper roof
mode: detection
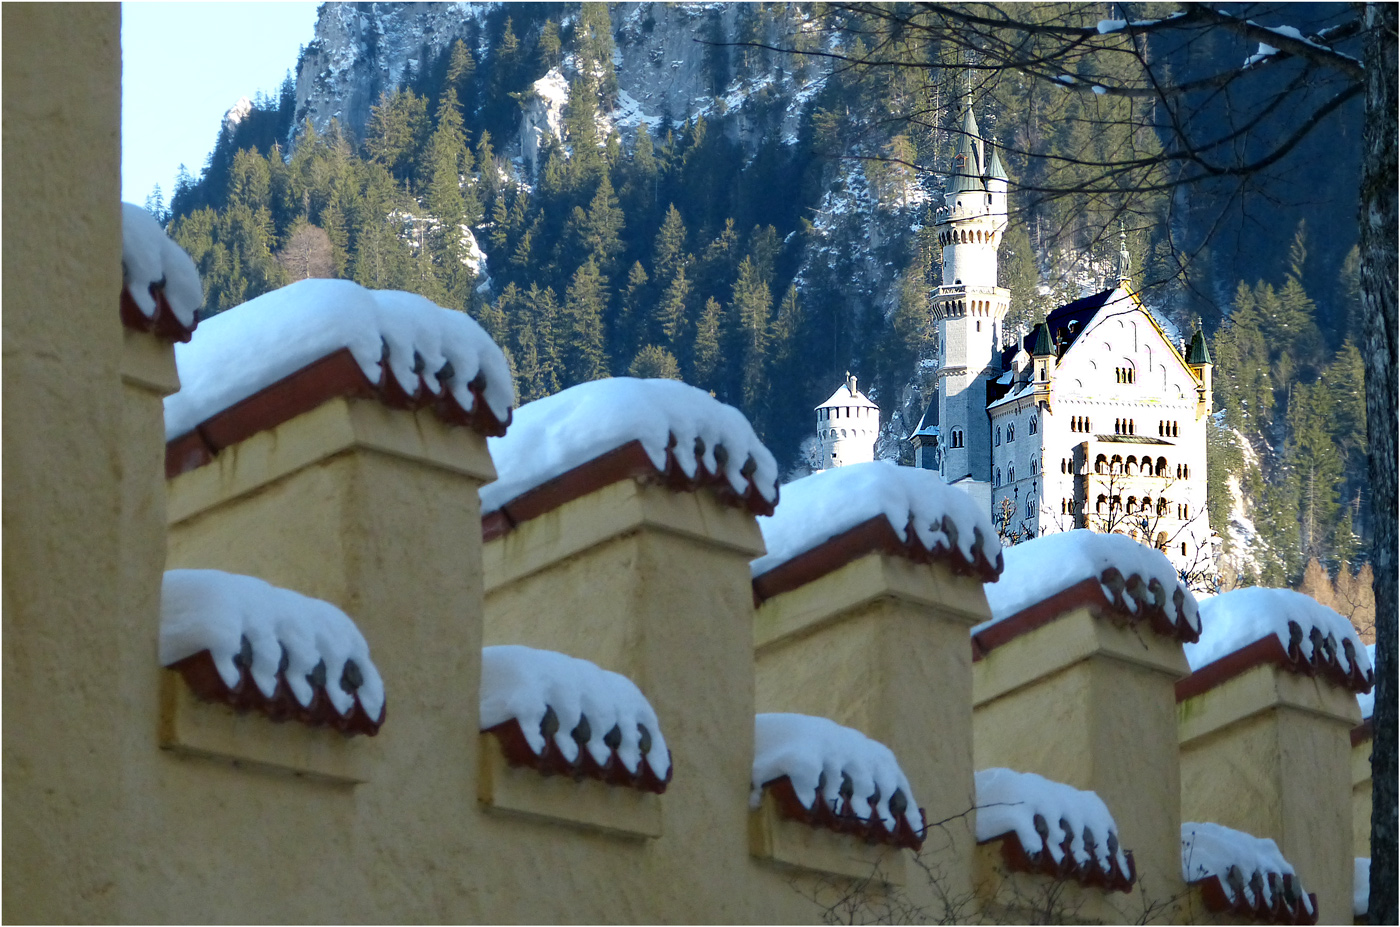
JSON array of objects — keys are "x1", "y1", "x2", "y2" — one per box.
[
  {"x1": 1187, "y1": 330, "x2": 1212, "y2": 365},
  {"x1": 985, "y1": 144, "x2": 1008, "y2": 182},
  {"x1": 1031, "y1": 321, "x2": 1054, "y2": 356}
]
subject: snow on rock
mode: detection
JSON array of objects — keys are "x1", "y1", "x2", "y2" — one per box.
[
  {"x1": 979, "y1": 529, "x2": 1199, "y2": 633},
  {"x1": 1186, "y1": 587, "x2": 1372, "y2": 680},
  {"x1": 976, "y1": 768, "x2": 1132, "y2": 877},
  {"x1": 160, "y1": 568, "x2": 385, "y2": 723},
  {"x1": 520, "y1": 68, "x2": 569, "y2": 176},
  {"x1": 164, "y1": 278, "x2": 512, "y2": 440},
  {"x1": 121, "y1": 202, "x2": 204, "y2": 328},
  {"x1": 752, "y1": 460, "x2": 1000, "y2": 579},
  {"x1": 480, "y1": 644, "x2": 670, "y2": 781},
  {"x1": 479, "y1": 377, "x2": 778, "y2": 514},
  {"x1": 1181, "y1": 821, "x2": 1314, "y2": 915},
  {"x1": 752, "y1": 713, "x2": 923, "y2": 836},
  {"x1": 222, "y1": 96, "x2": 254, "y2": 133},
  {"x1": 1354, "y1": 858, "x2": 1370, "y2": 917}
]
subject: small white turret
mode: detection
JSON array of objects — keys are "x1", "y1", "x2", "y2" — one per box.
[{"x1": 814, "y1": 373, "x2": 880, "y2": 471}]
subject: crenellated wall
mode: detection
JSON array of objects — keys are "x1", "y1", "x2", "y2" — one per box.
[{"x1": 1, "y1": 9, "x2": 1369, "y2": 925}]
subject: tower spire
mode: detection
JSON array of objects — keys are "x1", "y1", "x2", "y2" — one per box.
[{"x1": 1116, "y1": 221, "x2": 1132, "y2": 287}]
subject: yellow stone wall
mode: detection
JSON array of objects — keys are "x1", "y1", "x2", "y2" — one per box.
[
  {"x1": 1179, "y1": 666, "x2": 1361, "y2": 925},
  {"x1": 973, "y1": 608, "x2": 1192, "y2": 913},
  {"x1": 1354, "y1": 733, "x2": 1373, "y2": 859},
  {"x1": 2, "y1": 5, "x2": 127, "y2": 921},
  {"x1": 753, "y1": 552, "x2": 988, "y2": 919}
]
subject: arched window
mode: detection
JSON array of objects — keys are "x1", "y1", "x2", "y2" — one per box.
[
  {"x1": 1111, "y1": 495, "x2": 1122, "y2": 511},
  {"x1": 1182, "y1": 464, "x2": 1190, "y2": 479},
  {"x1": 995, "y1": 427, "x2": 1001, "y2": 446},
  {"x1": 1157, "y1": 498, "x2": 1169, "y2": 516},
  {"x1": 1111, "y1": 455, "x2": 1123, "y2": 474},
  {"x1": 1156, "y1": 457, "x2": 1168, "y2": 477},
  {"x1": 1126, "y1": 496, "x2": 1137, "y2": 514},
  {"x1": 1029, "y1": 417, "x2": 1038, "y2": 435},
  {"x1": 1095, "y1": 454, "x2": 1107, "y2": 474},
  {"x1": 994, "y1": 468, "x2": 1001, "y2": 487},
  {"x1": 1007, "y1": 423, "x2": 1015, "y2": 442},
  {"x1": 1096, "y1": 495, "x2": 1107, "y2": 514},
  {"x1": 1008, "y1": 465, "x2": 1015, "y2": 482},
  {"x1": 1031, "y1": 458, "x2": 1039, "y2": 476},
  {"x1": 1026, "y1": 497, "x2": 1036, "y2": 518},
  {"x1": 1181, "y1": 541, "x2": 1188, "y2": 556}
]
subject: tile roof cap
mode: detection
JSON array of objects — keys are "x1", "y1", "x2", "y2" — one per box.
[{"x1": 164, "y1": 278, "x2": 513, "y2": 442}]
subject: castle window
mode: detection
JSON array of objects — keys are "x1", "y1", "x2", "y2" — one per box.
[
  {"x1": 1007, "y1": 424, "x2": 1015, "y2": 442},
  {"x1": 994, "y1": 468, "x2": 1001, "y2": 488},
  {"x1": 995, "y1": 427, "x2": 1001, "y2": 446},
  {"x1": 1029, "y1": 417, "x2": 1037, "y2": 435},
  {"x1": 1096, "y1": 495, "x2": 1107, "y2": 514},
  {"x1": 1156, "y1": 457, "x2": 1169, "y2": 477},
  {"x1": 1030, "y1": 458, "x2": 1038, "y2": 476},
  {"x1": 1158, "y1": 498, "x2": 1169, "y2": 516},
  {"x1": 1026, "y1": 497, "x2": 1035, "y2": 518},
  {"x1": 1008, "y1": 465, "x2": 1015, "y2": 482},
  {"x1": 1111, "y1": 495, "x2": 1122, "y2": 511},
  {"x1": 1182, "y1": 541, "x2": 1188, "y2": 556},
  {"x1": 1095, "y1": 454, "x2": 1107, "y2": 474}
]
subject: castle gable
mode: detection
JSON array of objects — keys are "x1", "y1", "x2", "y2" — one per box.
[{"x1": 1053, "y1": 290, "x2": 1200, "y2": 404}]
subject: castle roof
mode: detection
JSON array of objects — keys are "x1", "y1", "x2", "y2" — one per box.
[
  {"x1": 910, "y1": 393, "x2": 939, "y2": 438},
  {"x1": 948, "y1": 103, "x2": 986, "y2": 194},
  {"x1": 816, "y1": 373, "x2": 878, "y2": 410},
  {"x1": 985, "y1": 144, "x2": 1008, "y2": 182},
  {"x1": 1188, "y1": 329, "x2": 1212, "y2": 365},
  {"x1": 1031, "y1": 320, "x2": 1054, "y2": 356}
]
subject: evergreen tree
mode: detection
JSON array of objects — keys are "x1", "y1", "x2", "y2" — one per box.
[
  {"x1": 691, "y1": 297, "x2": 723, "y2": 387},
  {"x1": 730, "y1": 255, "x2": 772, "y2": 415},
  {"x1": 652, "y1": 204, "x2": 688, "y2": 284},
  {"x1": 655, "y1": 265, "x2": 692, "y2": 350},
  {"x1": 563, "y1": 258, "x2": 610, "y2": 384},
  {"x1": 628, "y1": 345, "x2": 682, "y2": 380},
  {"x1": 533, "y1": 19, "x2": 562, "y2": 79},
  {"x1": 364, "y1": 88, "x2": 430, "y2": 182}
]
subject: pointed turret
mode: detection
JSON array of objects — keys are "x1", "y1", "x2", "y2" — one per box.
[
  {"x1": 985, "y1": 144, "x2": 1008, "y2": 183},
  {"x1": 949, "y1": 75, "x2": 985, "y2": 194},
  {"x1": 1115, "y1": 222, "x2": 1132, "y2": 288},
  {"x1": 1187, "y1": 328, "x2": 1213, "y2": 418},
  {"x1": 1031, "y1": 321, "x2": 1054, "y2": 358},
  {"x1": 1187, "y1": 329, "x2": 1211, "y2": 366}
]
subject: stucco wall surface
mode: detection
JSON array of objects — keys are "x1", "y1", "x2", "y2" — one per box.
[{"x1": 2, "y1": 6, "x2": 127, "y2": 922}]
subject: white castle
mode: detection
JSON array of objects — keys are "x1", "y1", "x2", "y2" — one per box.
[{"x1": 822, "y1": 89, "x2": 1215, "y2": 579}]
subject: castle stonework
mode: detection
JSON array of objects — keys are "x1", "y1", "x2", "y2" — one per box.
[{"x1": 921, "y1": 95, "x2": 1215, "y2": 580}]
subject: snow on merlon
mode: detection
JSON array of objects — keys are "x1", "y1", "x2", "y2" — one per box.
[
  {"x1": 752, "y1": 712, "x2": 924, "y2": 841},
  {"x1": 1355, "y1": 858, "x2": 1370, "y2": 918},
  {"x1": 979, "y1": 529, "x2": 1198, "y2": 635},
  {"x1": 750, "y1": 460, "x2": 1001, "y2": 580},
  {"x1": 121, "y1": 202, "x2": 203, "y2": 329},
  {"x1": 478, "y1": 377, "x2": 778, "y2": 515},
  {"x1": 163, "y1": 278, "x2": 513, "y2": 440},
  {"x1": 1358, "y1": 644, "x2": 1376, "y2": 719},
  {"x1": 1181, "y1": 821, "x2": 1314, "y2": 916},
  {"x1": 160, "y1": 569, "x2": 385, "y2": 729},
  {"x1": 976, "y1": 767, "x2": 1132, "y2": 880},
  {"x1": 1186, "y1": 587, "x2": 1372, "y2": 685},
  {"x1": 480, "y1": 644, "x2": 671, "y2": 782}
]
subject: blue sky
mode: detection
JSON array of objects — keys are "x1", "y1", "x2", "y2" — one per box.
[{"x1": 121, "y1": 2, "x2": 321, "y2": 206}]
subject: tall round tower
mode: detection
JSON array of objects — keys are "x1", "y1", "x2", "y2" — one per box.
[
  {"x1": 814, "y1": 373, "x2": 880, "y2": 471},
  {"x1": 933, "y1": 83, "x2": 1010, "y2": 484}
]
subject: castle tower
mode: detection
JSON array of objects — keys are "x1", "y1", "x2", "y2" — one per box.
[
  {"x1": 933, "y1": 82, "x2": 1010, "y2": 484},
  {"x1": 814, "y1": 373, "x2": 879, "y2": 471}
]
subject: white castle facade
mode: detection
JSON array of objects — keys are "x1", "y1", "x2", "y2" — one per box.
[{"x1": 826, "y1": 93, "x2": 1215, "y2": 579}]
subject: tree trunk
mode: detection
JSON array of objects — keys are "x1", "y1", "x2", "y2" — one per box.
[{"x1": 1361, "y1": 4, "x2": 1397, "y2": 923}]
